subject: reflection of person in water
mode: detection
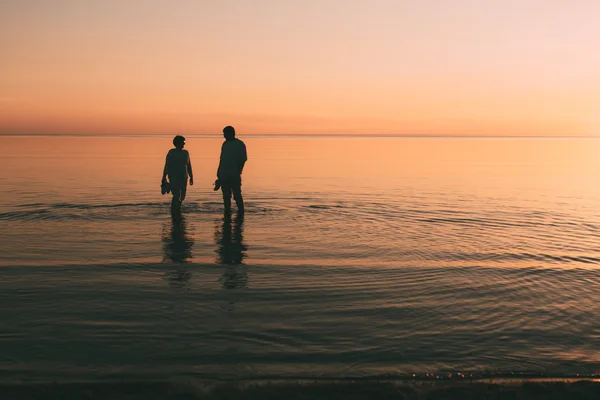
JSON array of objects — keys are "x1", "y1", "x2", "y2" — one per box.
[
  {"x1": 163, "y1": 214, "x2": 194, "y2": 262},
  {"x1": 162, "y1": 214, "x2": 194, "y2": 287},
  {"x1": 215, "y1": 215, "x2": 248, "y2": 289}
]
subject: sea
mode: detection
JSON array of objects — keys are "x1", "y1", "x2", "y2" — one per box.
[{"x1": 1, "y1": 135, "x2": 599, "y2": 383}]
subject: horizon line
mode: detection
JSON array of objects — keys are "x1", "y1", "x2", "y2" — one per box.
[{"x1": 0, "y1": 133, "x2": 599, "y2": 139}]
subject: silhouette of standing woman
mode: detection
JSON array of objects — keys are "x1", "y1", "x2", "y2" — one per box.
[{"x1": 162, "y1": 135, "x2": 193, "y2": 215}]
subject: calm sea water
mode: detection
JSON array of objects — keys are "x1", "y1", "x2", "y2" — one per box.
[{"x1": 1, "y1": 135, "x2": 600, "y2": 382}]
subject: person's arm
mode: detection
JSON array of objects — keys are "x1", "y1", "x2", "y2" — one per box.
[
  {"x1": 216, "y1": 144, "x2": 223, "y2": 178},
  {"x1": 162, "y1": 153, "x2": 169, "y2": 182},
  {"x1": 187, "y1": 152, "x2": 194, "y2": 185},
  {"x1": 239, "y1": 143, "x2": 247, "y2": 175}
]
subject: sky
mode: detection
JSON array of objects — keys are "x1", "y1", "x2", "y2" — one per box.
[{"x1": 1, "y1": 0, "x2": 599, "y2": 136}]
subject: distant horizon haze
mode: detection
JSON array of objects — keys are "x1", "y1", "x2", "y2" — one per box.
[{"x1": 1, "y1": 132, "x2": 600, "y2": 139}]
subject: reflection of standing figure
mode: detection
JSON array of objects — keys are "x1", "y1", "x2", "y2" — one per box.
[
  {"x1": 215, "y1": 215, "x2": 247, "y2": 265},
  {"x1": 220, "y1": 265, "x2": 248, "y2": 290},
  {"x1": 163, "y1": 214, "x2": 194, "y2": 263},
  {"x1": 162, "y1": 214, "x2": 194, "y2": 288},
  {"x1": 215, "y1": 215, "x2": 248, "y2": 290}
]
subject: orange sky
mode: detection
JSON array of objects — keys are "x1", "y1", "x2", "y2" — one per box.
[{"x1": 1, "y1": 1, "x2": 599, "y2": 136}]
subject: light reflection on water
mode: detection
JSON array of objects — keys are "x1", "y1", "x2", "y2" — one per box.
[{"x1": 0, "y1": 136, "x2": 599, "y2": 381}]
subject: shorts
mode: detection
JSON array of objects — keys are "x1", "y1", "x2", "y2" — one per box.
[{"x1": 169, "y1": 179, "x2": 188, "y2": 201}]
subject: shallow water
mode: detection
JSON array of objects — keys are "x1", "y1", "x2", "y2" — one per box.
[{"x1": 1, "y1": 135, "x2": 600, "y2": 382}]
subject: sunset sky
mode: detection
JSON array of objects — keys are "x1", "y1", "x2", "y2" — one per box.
[{"x1": 1, "y1": 0, "x2": 599, "y2": 136}]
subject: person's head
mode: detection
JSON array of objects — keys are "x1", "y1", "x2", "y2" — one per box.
[
  {"x1": 223, "y1": 126, "x2": 235, "y2": 140},
  {"x1": 173, "y1": 135, "x2": 185, "y2": 149}
]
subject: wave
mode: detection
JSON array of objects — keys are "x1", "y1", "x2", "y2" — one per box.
[
  {"x1": 1, "y1": 262, "x2": 600, "y2": 385},
  {"x1": 0, "y1": 201, "x2": 267, "y2": 221},
  {"x1": 424, "y1": 251, "x2": 600, "y2": 266},
  {"x1": 0, "y1": 202, "x2": 165, "y2": 221},
  {"x1": 1, "y1": 200, "x2": 344, "y2": 222}
]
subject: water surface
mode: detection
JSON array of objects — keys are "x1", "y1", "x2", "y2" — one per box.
[{"x1": 1, "y1": 136, "x2": 599, "y2": 382}]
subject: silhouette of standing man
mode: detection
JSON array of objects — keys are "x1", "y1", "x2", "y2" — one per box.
[
  {"x1": 162, "y1": 135, "x2": 193, "y2": 215},
  {"x1": 216, "y1": 126, "x2": 247, "y2": 216}
]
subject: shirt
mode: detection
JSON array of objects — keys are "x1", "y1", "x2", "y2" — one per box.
[
  {"x1": 166, "y1": 148, "x2": 190, "y2": 182},
  {"x1": 218, "y1": 139, "x2": 247, "y2": 179}
]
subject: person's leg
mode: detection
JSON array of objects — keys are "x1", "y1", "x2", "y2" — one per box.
[
  {"x1": 232, "y1": 177, "x2": 244, "y2": 215},
  {"x1": 170, "y1": 183, "x2": 183, "y2": 215},
  {"x1": 179, "y1": 182, "x2": 187, "y2": 203},
  {"x1": 221, "y1": 183, "x2": 232, "y2": 215},
  {"x1": 171, "y1": 194, "x2": 180, "y2": 215}
]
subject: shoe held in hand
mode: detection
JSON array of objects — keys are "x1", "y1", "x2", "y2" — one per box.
[{"x1": 161, "y1": 180, "x2": 171, "y2": 195}]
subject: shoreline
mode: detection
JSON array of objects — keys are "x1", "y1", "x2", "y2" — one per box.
[{"x1": 2, "y1": 379, "x2": 600, "y2": 399}]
